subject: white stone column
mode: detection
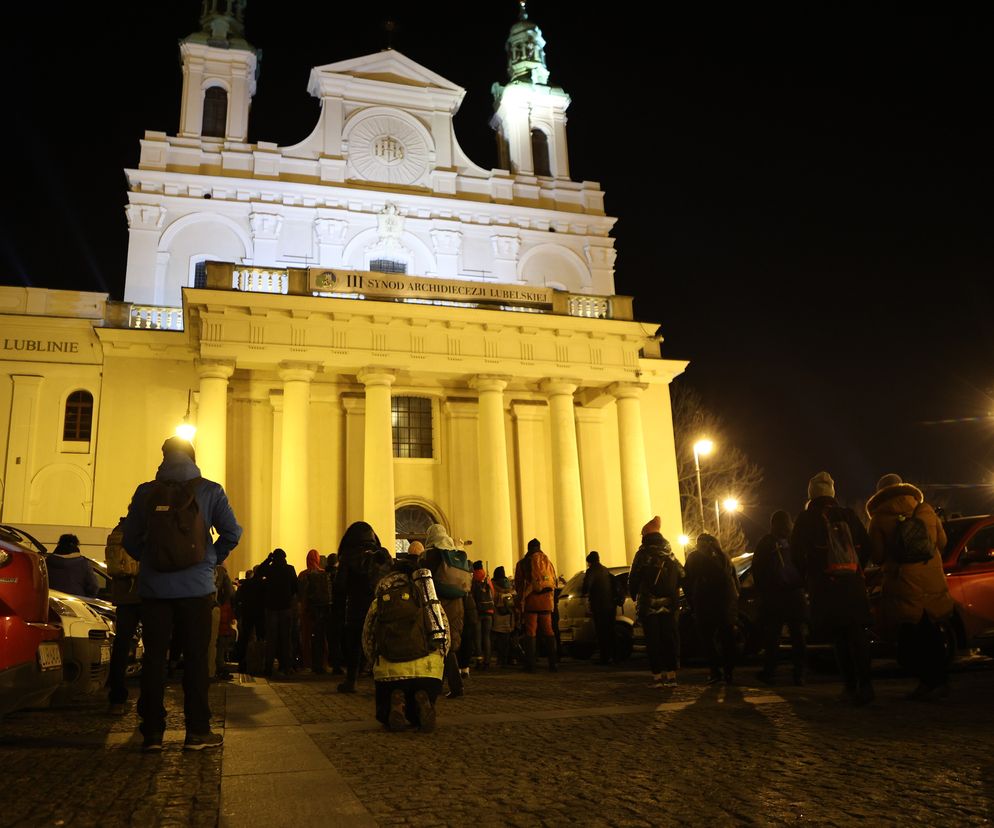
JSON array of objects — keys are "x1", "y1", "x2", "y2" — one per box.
[
  {"x1": 250, "y1": 212, "x2": 283, "y2": 266},
  {"x1": 123, "y1": 204, "x2": 166, "y2": 306},
  {"x1": 539, "y1": 379, "x2": 586, "y2": 578},
  {"x1": 278, "y1": 362, "x2": 317, "y2": 572},
  {"x1": 342, "y1": 394, "x2": 365, "y2": 526},
  {"x1": 610, "y1": 382, "x2": 652, "y2": 560},
  {"x1": 470, "y1": 376, "x2": 513, "y2": 575},
  {"x1": 430, "y1": 228, "x2": 462, "y2": 278},
  {"x1": 574, "y1": 406, "x2": 614, "y2": 563},
  {"x1": 269, "y1": 391, "x2": 283, "y2": 551},
  {"x1": 490, "y1": 235, "x2": 521, "y2": 282},
  {"x1": 195, "y1": 360, "x2": 235, "y2": 487},
  {"x1": 314, "y1": 217, "x2": 348, "y2": 267},
  {"x1": 511, "y1": 401, "x2": 548, "y2": 558},
  {"x1": 358, "y1": 368, "x2": 396, "y2": 548}
]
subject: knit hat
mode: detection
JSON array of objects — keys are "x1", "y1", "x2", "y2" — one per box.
[
  {"x1": 876, "y1": 473, "x2": 903, "y2": 491},
  {"x1": 527, "y1": 538, "x2": 541, "y2": 552},
  {"x1": 807, "y1": 471, "x2": 835, "y2": 501},
  {"x1": 407, "y1": 541, "x2": 425, "y2": 557},
  {"x1": 586, "y1": 550, "x2": 600, "y2": 564},
  {"x1": 641, "y1": 516, "x2": 661, "y2": 536},
  {"x1": 161, "y1": 435, "x2": 196, "y2": 462},
  {"x1": 472, "y1": 560, "x2": 483, "y2": 570}
]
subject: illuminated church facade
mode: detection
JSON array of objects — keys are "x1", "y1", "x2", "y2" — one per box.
[{"x1": 0, "y1": 2, "x2": 686, "y2": 577}]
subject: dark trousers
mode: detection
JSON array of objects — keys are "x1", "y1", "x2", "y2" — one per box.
[
  {"x1": 374, "y1": 678, "x2": 442, "y2": 726},
  {"x1": 326, "y1": 608, "x2": 344, "y2": 670},
  {"x1": 644, "y1": 611, "x2": 679, "y2": 674},
  {"x1": 898, "y1": 613, "x2": 948, "y2": 689},
  {"x1": 697, "y1": 617, "x2": 737, "y2": 678},
  {"x1": 108, "y1": 602, "x2": 141, "y2": 704},
  {"x1": 443, "y1": 650, "x2": 463, "y2": 694},
  {"x1": 139, "y1": 594, "x2": 213, "y2": 736},
  {"x1": 592, "y1": 606, "x2": 615, "y2": 663},
  {"x1": 476, "y1": 615, "x2": 493, "y2": 664},
  {"x1": 760, "y1": 616, "x2": 806, "y2": 677},
  {"x1": 343, "y1": 618, "x2": 365, "y2": 686},
  {"x1": 832, "y1": 623, "x2": 872, "y2": 692},
  {"x1": 264, "y1": 608, "x2": 293, "y2": 673},
  {"x1": 494, "y1": 631, "x2": 512, "y2": 665},
  {"x1": 235, "y1": 612, "x2": 265, "y2": 669},
  {"x1": 307, "y1": 605, "x2": 330, "y2": 671}
]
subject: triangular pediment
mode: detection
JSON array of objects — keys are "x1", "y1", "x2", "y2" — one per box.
[{"x1": 312, "y1": 49, "x2": 463, "y2": 92}]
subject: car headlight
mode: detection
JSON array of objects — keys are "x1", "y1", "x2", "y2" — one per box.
[
  {"x1": 0, "y1": 549, "x2": 10, "y2": 567},
  {"x1": 50, "y1": 597, "x2": 79, "y2": 617}
]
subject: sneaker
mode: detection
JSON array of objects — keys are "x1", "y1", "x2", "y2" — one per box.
[
  {"x1": 141, "y1": 733, "x2": 164, "y2": 752},
  {"x1": 414, "y1": 690, "x2": 436, "y2": 733},
  {"x1": 108, "y1": 702, "x2": 127, "y2": 716},
  {"x1": 183, "y1": 731, "x2": 224, "y2": 751},
  {"x1": 664, "y1": 675, "x2": 678, "y2": 688},
  {"x1": 387, "y1": 689, "x2": 407, "y2": 732}
]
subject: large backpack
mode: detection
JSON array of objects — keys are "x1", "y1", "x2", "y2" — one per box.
[
  {"x1": 142, "y1": 478, "x2": 207, "y2": 572},
  {"x1": 434, "y1": 548, "x2": 473, "y2": 599},
  {"x1": 374, "y1": 575, "x2": 432, "y2": 663},
  {"x1": 821, "y1": 507, "x2": 860, "y2": 576},
  {"x1": 529, "y1": 552, "x2": 557, "y2": 595},
  {"x1": 642, "y1": 548, "x2": 675, "y2": 598},
  {"x1": 358, "y1": 547, "x2": 393, "y2": 592},
  {"x1": 104, "y1": 519, "x2": 139, "y2": 578},
  {"x1": 472, "y1": 578, "x2": 495, "y2": 614},
  {"x1": 304, "y1": 569, "x2": 332, "y2": 606},
  {"x1": 889, "y1": 505, "x2": 935, "y2": 565}
]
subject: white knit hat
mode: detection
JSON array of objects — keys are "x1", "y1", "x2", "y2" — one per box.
[{"x1": 807, "y1": 471, "x2": 835, "y2": 501}]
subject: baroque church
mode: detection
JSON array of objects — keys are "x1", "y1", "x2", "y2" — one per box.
[{"x1": 0, "y1": 1, "x2": 686, "y2": 578}]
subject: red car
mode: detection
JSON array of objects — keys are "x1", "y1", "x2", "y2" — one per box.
[
  {"x1": 0, "y1": 525, "x2": 63, "y2": 719},
  {"x1": 937, "y1": 515, "x2": 994, "y2": 653}
]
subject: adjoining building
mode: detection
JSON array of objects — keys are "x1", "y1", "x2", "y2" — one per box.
[{"x1": 0, "y1": 2, "x2": 687, "y2": 578}]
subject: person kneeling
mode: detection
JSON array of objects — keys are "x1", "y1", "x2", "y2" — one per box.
[{"x1": 362, "y1": 564, "x2": 449, "y2": 733}]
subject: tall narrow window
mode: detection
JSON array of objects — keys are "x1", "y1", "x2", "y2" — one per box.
[
  {"x1": 531, "y1": 128, "x2": 551, "y2": 176},
  {"x1": 370, "y1": 259, "x2": 407, "y2": 274},
  {"x1": 391, "y1": 396, "x2": 433, "y2": 458},
  {"x1": 202, "y1": 87, "x2": 228, "y2": 138},
  {"x1": 193, "y1": 260, "x2": 208, "y2": 288},
  {"x1": 63, "y1": 391, "x2": 93, "y2": 441}
]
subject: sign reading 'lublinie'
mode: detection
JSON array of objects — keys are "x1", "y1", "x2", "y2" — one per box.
[{"x1": 308, "y1": 269, "x2": 553, "y2": 307}]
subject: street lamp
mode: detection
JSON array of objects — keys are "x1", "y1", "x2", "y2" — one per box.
[
  {"x1": 175, "y1": 389, "x2": 196, "y2": 442},
  {"x1": 715, "y1": 497, "x2": 741, "y2": 536},
  {"x1": 692, "y1": 439, "x2": 714, "y2": 533}
]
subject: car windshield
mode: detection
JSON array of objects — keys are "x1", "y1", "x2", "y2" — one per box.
[
  {"x1": 943, "y1": 517, "x2": 986, "y2": 557},
  {"x1": 0, "y1": 524, "x2": 47, "y2": 554}
]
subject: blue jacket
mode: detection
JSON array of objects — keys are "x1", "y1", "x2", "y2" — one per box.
[{"x1": 123, "y1": 452, "x2": 242, "y2": 600}]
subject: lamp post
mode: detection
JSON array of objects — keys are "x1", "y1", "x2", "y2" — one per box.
[
  {"x1": 692, "y1": 439, "x2": 714, "y2": 535},
  {"x1": 715, "y1": 497, "x2": 741, "y2": 537}
]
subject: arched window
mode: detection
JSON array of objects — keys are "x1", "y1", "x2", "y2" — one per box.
[
  {"x1": 391, "y1": 396, "x2": 433, "y2": 458},
  {"x1": 202, "y1": 87, "x2": 228, "y2": 138},
  {"x1": 63, "y1": 391, "x2": 93, "y2": 441},
  {"x1": 531, "y1": 128, "x2": 551, "y2": 176}
]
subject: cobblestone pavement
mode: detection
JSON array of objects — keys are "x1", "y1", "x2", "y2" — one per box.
[
  {"x1": 0, "y1": 680, "x2": 226, "y2": 828},
  {"x1": 3, "y1": 657, "x2": 994, "y2": 827}
]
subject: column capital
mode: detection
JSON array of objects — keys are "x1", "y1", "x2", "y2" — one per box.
[
  {"x1": 341, "y1": 393, "x2": 365, "y2": 415},
  {"x1": 608, "y1": 381, "x2": 649, "y2": 401},
  {"x1": 356, "y1": 368, "x2": 396, "y2": 388},
  {"x1": 269, "y1": 390, "x2": 283, "y2": 413},
  {"x1": 470, "y1": 374, "x2": 511, "y2": 393},
  {"x1": 539, "y1": 378, "x2": 581, "y2": 397},
  {"x1": 278, "y1": 361, "x2": 319, "y2": 383},
  {"x1": 196, "y1": 359, "x2": 235, "y2": 381}
]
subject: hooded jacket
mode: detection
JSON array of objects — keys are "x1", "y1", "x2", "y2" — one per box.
[
  {"x1": 46, "y1": 537, "x2": 98, "y2": 598},
  {"x1": 123, "y1": 451, "x2": 242, "y2": 600},
  {"x1": 333, "y1": 521, "x2": 388, "y2": 623},
  {"x1": 866, "y1": 482, "x2": 953, "y2": 628}
]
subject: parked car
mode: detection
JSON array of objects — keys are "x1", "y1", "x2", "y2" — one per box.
[
  {"x1": 557, "y1": 554, "x2": 759, "y2": 663},
  {"x1": 48, "y1": 588, "x2": 113, "y2": 704},
  {"x1": 0, "y1": 525, "x2": 63, "y2": 719}
]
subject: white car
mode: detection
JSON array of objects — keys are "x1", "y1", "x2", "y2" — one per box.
[{"x1": 48, "y1": 589, "x2": 113, "y2": 704}]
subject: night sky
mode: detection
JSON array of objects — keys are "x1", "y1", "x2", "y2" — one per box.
[{"x1": 4, "y1": 3, "x2": 994, "y2": 539}]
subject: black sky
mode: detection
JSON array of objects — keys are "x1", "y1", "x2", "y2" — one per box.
[{"x1": 3, "y1": 2, "x2": 994, "y2": 539}]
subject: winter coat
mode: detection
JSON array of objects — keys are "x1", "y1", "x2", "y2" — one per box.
[
  {"x1": 491, "y1": 571, "x2": 516, "y2": 634},
  {"x1": 471, "y1": 568, "x2": 496, "y2": 616},
  {"x1": 751, "y1": 533, "x2": 807, "y2": 622},
  {"x1": 333, "y1": 522, "x2": 387, "y2": 624},
  {"x1": 362, "y1": 571, "x2": 449, "y2": 682},
  {"x1": 299, "y1": 549, "x2": 331, "y2": 611},
  {"x1": 47, "y1": 548, "x2": 98, "y2": 597},
  {"x1": 256, "y1": 557, "x2": 297, "y2": 611},
  {"x1": 123, "y1": 451, "x2": 242, "y2": 600},
  {"x1": 683, "y1": 537, "x2": 739, "y2": 626},
  {"x1": 866, "y1": 483, "x2": 953, "y2": 630},
  {"x1": 628, "y1": 533, "x2": 684, "y2": 621},
  {"x1": 513, "y1": 550, "x2": 556, "y2": 613},
  {"x1": 581, "y1": 561, "x2": 616, "y2": 615},
  {"x1": 790, "y1": 497, "x2": 871, "y2": 629}
]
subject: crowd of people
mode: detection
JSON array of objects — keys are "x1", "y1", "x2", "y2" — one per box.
[{"x1": 104, "y1": 437, "x2": 956, "y2": 747}]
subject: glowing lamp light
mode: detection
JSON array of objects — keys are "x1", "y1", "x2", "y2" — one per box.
[
  {"x1": 722, "y1": 498, "x2": 741, "y2": 514},
  {"x1": 693, "y1": 439, "x2": 714, "y2": 457},
  {"x1": 175, "y1": 422, "x2": 197, "y2": 442},
  {"x1": 677, "y1": 534, "x2": 690, "y2": 547}
]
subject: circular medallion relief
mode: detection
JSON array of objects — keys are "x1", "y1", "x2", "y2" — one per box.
[{"x1": 347, "y1": 114, "x2": 429, "y2": 185}]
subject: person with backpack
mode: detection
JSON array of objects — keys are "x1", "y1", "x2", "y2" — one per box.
[
  {"x1": 420, "y1": 524, "x2": 470, "y2": 698},
  {"x1": 122, "y1": 436, "x2": 242, "y2": 751},
  {"x1": 105, "y1": 516, "x2": 141, "y2": 715},
  {"x1": 790, "y1": 471, "x2": 875, "y2": 706},
  {"x1": 333, "y1": 521, "x2": 391, "y2": 693},
  {"x1": 47, "y1": 533, "x2": 98, "y2": 597},
  {"x1": 255, "y1": 548, "x2": 298, "y2": 677},
  {"x1": 299, "y1": 548, "x2": 333, "y2": 674},
  {"x1": 471, "y1": 561, "x2": 496, "y2": 669},
  {"x1": 684, "y1": 533, "x2": 740, "y2": 685},
  {"x1": 752, "y1": 511, "x2": 807, "y2": 686},
  {"x1": 490, "y1": 565, "x2": 516, "y2": 666},
  {"x1": 513, "y1": 537, "x2": 558, "y2": 673},
  {"x1": 629, "y1": 518, "x2": 684, "y2": 687},
  {"x1": 581, "y1": 550, "x2": 617, "y2": 665},
  {"x1": 866, "y1": 473, "x2": 953, "y2": 700},
  {"x1": 362, "y1": 551, "x2": 449, "y2": 732}
]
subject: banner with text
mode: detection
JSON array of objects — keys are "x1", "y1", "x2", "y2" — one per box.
[{"x1": 308, "y1": 269, "x2": 553, "y2": 308}]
